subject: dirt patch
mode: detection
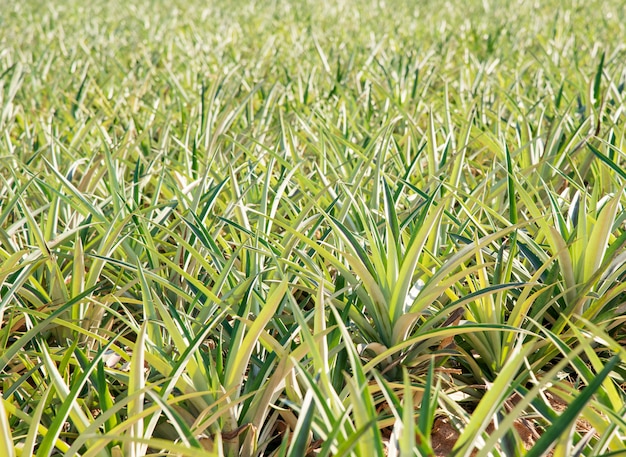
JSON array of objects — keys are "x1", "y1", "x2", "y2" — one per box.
[
  {"x1": 431, "y1": 416, "x2": 540, "y2": 456},
  {"x1": 429, "y1": 387, "x2": 600, "y2": 457}
]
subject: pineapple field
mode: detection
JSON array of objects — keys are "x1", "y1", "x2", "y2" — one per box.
[{"x1": 1, "y1": 0, "x2": 626, "y2": 455}]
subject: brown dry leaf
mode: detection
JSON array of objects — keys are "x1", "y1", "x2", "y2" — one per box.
[
  {"x1": 199, "y1": 435, "x2": 214, "y2": 452},
  {"x1": 223, "y1": 423, "x2": 253, "y2": 441}
]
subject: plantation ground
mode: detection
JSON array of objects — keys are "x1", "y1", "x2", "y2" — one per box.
[{"x1": 1, "y1": 0, "x2": 626, "y2": 456}]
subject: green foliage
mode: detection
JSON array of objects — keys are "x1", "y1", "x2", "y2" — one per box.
[{"x1": 1, "y1": 0, "x2": 626, "y2": 456}]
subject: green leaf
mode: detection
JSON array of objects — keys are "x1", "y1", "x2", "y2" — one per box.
[
  {"x1": 125, "y1": 321, "x2": 148, "y2": 457},
  {"x1": 525, "y1": 355, "x2": 620, "y2": 457},
  {"x1": 0, "y1": 394, "x2": 15, "y2": 457},
  {"x1": 224, "y1": 278, "x2": 288, "y2": 392},
  {"x1": 452, "y1": 344, "x2": 532, "y2": 456},
  {"x1": 287, "y1": 389, "x2": 316, "y2": 457}
]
